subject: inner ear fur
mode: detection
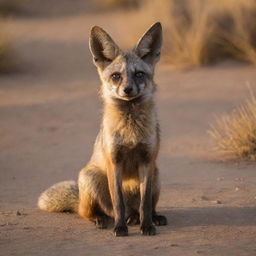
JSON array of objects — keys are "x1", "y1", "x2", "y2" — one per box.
[
  {"x1": 89, "y1": 26, "x2": 121, "y2": 69},
  {"x1": 134, "y1": 22, "x2": 163, "y2": 66}
]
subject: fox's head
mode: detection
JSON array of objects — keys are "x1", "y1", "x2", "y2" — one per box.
[{"x1": 89, "y1": 22, "x2": 162, "y2": 103}]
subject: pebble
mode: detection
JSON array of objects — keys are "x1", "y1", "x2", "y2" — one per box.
[
  {"x1": 211, "y1": 200, "x2": 222, "y2": 204},
  {"x1": 16, "y1": 210, "x2": 22, "y2": 216}
]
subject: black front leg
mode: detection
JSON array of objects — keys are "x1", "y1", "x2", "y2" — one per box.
[
  {"x1": 139, "y1": 165, "x2": 156, "y2": 236},
  {"x1": 107, "y1": 164, "x2": 128, "y2": 237}
]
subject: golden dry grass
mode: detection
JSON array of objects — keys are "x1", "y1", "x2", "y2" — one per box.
[
  {"x1": 209, "y1": 90, "x2": 256, "y2": 160},
  {"x1": 134, "y1": 0, "x2": 256, "y2": 68}
]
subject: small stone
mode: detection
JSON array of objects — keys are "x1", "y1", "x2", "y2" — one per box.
[
  {"x1": 211, "y1": 200, "x2": 222, "y2": 204},
  {"x1": 170, "y1": 244, "x2": 179, "y2": 247},
  {"x1": 16, "y1": 211, "x2": 22, "y2": 216},
  {"x1": 217, "y1": 177, "x2": 224, "y2": 181},
  {"x1": 196, "y1": 250, "x2": 204, "y2": 254},
  {"x1": 200, "y1": 196, "x2": 209, "y2": 201},
  {"x1": 235, "y1": 187, "x2": 240, "y2": 191}
]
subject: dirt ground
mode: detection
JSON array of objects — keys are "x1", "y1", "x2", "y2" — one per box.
[{"x1": 1, "y1": 2, "x2": 256, "y2": 256}]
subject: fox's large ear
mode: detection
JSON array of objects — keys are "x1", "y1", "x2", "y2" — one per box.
[
  {"x1": 89, "y1": 26, "x2": 121, "y2": 69},
  {"x1": 134, "y1": 22, "x2": 163, "y2": 66}
]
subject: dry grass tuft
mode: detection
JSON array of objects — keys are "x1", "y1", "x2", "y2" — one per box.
[
  {"x1": 209, "y1": 90, "x2": 256, "y2": 160},
  {"x1": 135, "y1": 0, "x2": 256, "y2": 68},
  {"x1": 0, "y1": 22, "x2": 14, "y2": 72}
]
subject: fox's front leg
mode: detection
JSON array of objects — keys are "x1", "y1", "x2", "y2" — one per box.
[
  {"x1": 107, "y1": 163, "x2": 128, "y2": 236},
  {"x1": 139, "y1": 164, "x2": 156, "y2": 235}
]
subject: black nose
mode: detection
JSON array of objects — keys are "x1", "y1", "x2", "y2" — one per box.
[{"x1": 123, "y1": 86, "x2": 133, "y2": 94}]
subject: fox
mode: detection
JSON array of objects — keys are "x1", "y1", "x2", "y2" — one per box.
[{"x1": 38, "y1": 22, "x2": 167, "y2": 236}]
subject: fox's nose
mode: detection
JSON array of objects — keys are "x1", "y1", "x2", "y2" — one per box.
[{"x1": 123, "y1": 86, "x2": 133, "y2": 95}]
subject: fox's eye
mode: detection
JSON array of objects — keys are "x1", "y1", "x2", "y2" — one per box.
[
  {"x1": 111, "y1": 72, "x2": 122, "y2": 82},
  {"x1": 135, "y1": 71, "x2": 145, "y2": 79}
]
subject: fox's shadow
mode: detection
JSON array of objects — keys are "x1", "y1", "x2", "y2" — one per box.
[
  {"x1": 88, "y1": 206, "x2": 256, "y2": 233},
  {"x1": 161, "y1": 206, "x2": 256, "y2": 228}
]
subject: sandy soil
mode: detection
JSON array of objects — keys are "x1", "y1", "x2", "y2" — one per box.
[{"x1": 1, "y1": 2, "x2": 256, "y2": 255}]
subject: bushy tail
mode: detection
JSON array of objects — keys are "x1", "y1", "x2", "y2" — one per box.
[{"x1": 38, "y1": 180, "x2": 79, "y2": 213}]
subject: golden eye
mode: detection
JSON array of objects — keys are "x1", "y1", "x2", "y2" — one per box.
[
  {"x1": 111, "y1": 72, "x2": 122, "y2": 82},
  {"x1": 135, "y1": 71, "x2": 145, "y2": 79}
]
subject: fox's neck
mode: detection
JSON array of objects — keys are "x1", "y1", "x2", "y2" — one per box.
[
  {"x1": 103, "y1": 97, "x2": 155, "y2": 121},
  {"x1": 102, "y1": 98, "x2": 156, "y2": 145}
]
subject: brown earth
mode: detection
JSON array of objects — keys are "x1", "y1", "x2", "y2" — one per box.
[{"x1": 1, "y1": 2, "x2": 256, "y2": 256}]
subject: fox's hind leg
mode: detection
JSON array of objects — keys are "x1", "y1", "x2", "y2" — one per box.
[{"x1": 78, "y1": 166, "x2": 113, "y2": 229}]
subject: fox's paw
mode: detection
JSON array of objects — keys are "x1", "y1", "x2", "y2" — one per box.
[
  {"x1": 95, "y1": 216, "x2": 108, "y2": 229},
  {"x1": 113, "y1": 225, "x2": 128, "y2": 237},
  {"x1": 152, "y1": 214, "x2": 167, "y2": 226},
  {"x1": 126, "y1": 212, "x2": 140, "y2": 226},
  {"x1": 140, "y1": 224, "x2": 156, "y2": 236}
]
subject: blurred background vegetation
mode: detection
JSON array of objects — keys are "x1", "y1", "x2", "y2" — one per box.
[
  {"x1": 132, "y1": 0, "x2": 256, "y2": 67},
  {"x1": 1, "y1": 0, "x2": 256, "y2": 72},
  {"x1": 0, "y1": 0, "x2": 28, "y2": 72},
  {"x1": 0, "y1": 20, "x2": 12, "y2": 72}
]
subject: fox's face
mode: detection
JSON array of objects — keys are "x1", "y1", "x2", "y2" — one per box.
[
  {"x1": 99, "y1": 53, "x2": 154, "y2": 101},
  {"x1": 89, "y1": 23, "x2": 163, "y2": 102}
]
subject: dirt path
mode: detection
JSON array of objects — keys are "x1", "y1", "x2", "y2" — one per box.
[{"x1": 1, "y1": 3, "x2": 256, "y2": 255}]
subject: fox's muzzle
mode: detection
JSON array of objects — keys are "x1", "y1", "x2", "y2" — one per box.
[{"x1": 123, "y1": 86, "x2": 133, "y2": 95}]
